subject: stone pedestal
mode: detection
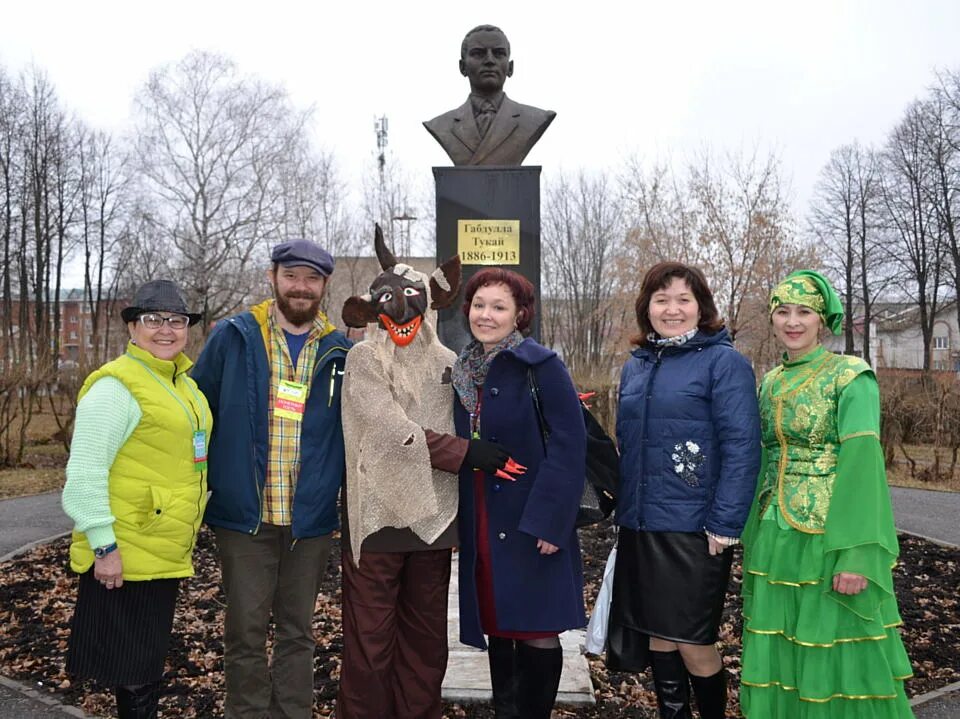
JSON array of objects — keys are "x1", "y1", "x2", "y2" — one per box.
[{"x1": 433, "y1": 166, "x2": 542, "y2": 353}]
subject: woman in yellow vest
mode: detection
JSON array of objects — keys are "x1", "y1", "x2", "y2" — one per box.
[
  {"x1": 740, "y1": 270, "x2": 914, "y2": 718},
  {"x1": 62, "y1": 280, "x2": 211, "y2": 719}
]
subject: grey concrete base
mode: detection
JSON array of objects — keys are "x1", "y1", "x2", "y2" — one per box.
[
  {"x1": 0, "y1": 676, "x2": 89, "y2": 718},
  {"x1": 441, "y1": 553, "x2": 595, "y2": 706}
]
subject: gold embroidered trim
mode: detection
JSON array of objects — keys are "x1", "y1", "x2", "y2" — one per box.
[
  {"x1": 746, "y1": 569, "x2": 821, "y2": 586},
  {"x1": 741, "y1": 678, "x2": 903, "y2": 702},
  {"x1": 768, "y1": 351, "x2": 834, "y2": 399},
  {"x1": 840, "y1": 430, "x2": 879, "y2": 442},
  {"x1": 774, "y1": 395, "x2": 826, "y2": 535},
  {"x1": 743, "y1": 621, "x2": 904, "y2": 648}
]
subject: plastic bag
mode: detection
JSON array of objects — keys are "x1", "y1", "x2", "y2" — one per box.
[{"x1": 584, "y1": 545, "x2": 617, "y2": 655}]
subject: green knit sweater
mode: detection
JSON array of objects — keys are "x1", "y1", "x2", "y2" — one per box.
[{"x1": 61, "y1": 376, "x2": 141, "y2": 549}]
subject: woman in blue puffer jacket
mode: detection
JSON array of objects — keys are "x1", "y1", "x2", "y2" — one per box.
[{"x1": 607, "y1": 261, "x2": 761, "y2": 719}]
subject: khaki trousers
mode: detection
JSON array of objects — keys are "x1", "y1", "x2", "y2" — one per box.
[{"x1": 215, "y1": 524, "x2": 333, "y2": 719}]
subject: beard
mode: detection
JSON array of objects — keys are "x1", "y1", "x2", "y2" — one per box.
[{"x1": 275, "y1": 290, "x2": 322, "y2": 326}]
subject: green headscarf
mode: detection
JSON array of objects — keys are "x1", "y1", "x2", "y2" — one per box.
[{"x1": 768, "y1": 270, "x2": 844, "y2": 335}]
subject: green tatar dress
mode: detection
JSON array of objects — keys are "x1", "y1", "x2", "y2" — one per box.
[{"x1": 740, "y1": 346, "x2": 914, "y2": 718}]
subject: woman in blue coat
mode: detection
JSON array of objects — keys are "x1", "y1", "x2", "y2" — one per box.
[
  {"x1": 609, "y1": 262, "x2": 761, "y2": 719},
  {"x1": 452, "y1": 267, "x2": 587, "y2": 719}
]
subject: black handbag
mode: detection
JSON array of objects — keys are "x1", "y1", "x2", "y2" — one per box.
[{"x1": 527, "y1": 367, "x2": 620, "y2": 527}]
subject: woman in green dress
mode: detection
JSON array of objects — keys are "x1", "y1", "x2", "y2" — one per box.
[{"x1": 740, "y1": 270, "x2": 914, "y2": 718}]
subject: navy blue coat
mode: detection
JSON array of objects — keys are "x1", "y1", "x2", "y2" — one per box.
[
  {"x1": 192, "y1": 307, "x2": 351, "y2": 539},
  {"x1": 616, "y1": 329, "x2": 761, "y2": 537},
  {"x1": 454, "y1": 339, "x2": 587, "y2": 649}
]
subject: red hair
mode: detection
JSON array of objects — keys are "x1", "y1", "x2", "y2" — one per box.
[{"x1": 461, "y1": 268, "x2": 536, "y2": 332}]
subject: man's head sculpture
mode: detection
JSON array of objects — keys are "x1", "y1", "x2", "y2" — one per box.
[{"x1": 342, "y1": 224, "x2": 461, "y2": 347}]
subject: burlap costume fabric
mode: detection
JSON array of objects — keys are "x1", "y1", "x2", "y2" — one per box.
[{"x1": 342, "y1": 263, "x2": 458, "y2": 563}]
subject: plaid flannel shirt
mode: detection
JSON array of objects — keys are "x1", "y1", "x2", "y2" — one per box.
[{"x1": 262, "y1": 308, "x2": 331, "y2": 526}]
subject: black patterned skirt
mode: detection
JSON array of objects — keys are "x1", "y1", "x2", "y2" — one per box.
[
  {"x1": 607, "y1": 528, "x2": 733, "y2": 670},
  {"x1": 66, "y1": 570, "x2": 180, "y2": 686}
]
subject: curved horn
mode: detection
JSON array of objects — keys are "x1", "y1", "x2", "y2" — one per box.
[
  {"x1": 430, "y1": 255, "x2": 463, "y2": 310},
  {"x1": 374, "y1": 223, "x2": 398, "y2": 271}
]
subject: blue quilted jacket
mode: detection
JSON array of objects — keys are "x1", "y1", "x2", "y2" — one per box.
[{"x1": 615, "y1": 328, "x2": 761, "y2": 537}]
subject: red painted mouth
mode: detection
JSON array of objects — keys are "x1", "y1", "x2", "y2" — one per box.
[{"x1": 380, "y1": 314, "x2": 422, "y2": 347}]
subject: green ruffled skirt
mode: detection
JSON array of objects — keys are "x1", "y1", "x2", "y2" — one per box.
[{"x1": 741, "y1": 508, "x2": 914, "y2": 718}]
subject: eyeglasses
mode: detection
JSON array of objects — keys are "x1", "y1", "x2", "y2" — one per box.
[{"x1": 138, "y1": 313, "x2": 190, "y2": 330}]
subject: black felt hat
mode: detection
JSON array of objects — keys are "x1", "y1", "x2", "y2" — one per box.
[{"x1": 121, "y1": 280, "x2": 202, "y2": 326}]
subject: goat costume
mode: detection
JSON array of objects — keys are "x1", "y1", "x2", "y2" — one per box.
[{"x1": 335, "y1": 225, "x2": 466, "y2": 719}]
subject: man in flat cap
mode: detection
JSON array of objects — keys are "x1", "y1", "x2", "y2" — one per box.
[
  {"x1": 193, "y1": 239, "x2": 351, "y2": 719},
  {"x1": 424, "y1": 24, "x2": 556, "y2": 166}
]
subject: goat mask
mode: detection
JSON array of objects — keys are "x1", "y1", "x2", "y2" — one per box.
[{"x1": 342, "y1": 224, "x2": 461, "y2": 347}]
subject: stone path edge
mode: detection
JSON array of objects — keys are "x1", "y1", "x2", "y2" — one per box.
[
  {"x1": 910, "y1": 679, "x2": 960, "y2": 708},
  {"x1": 0, "y1": 675, "x2": 88, "y2": 717},
  {"x1": 0, "y1": 529, "x2": 70, "y2": 563}
]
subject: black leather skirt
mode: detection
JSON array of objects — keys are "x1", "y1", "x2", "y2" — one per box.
[{"x1": 607, "y1": 528, "x2": 733, "y2": 671}]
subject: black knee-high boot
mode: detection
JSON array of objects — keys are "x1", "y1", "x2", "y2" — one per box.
[
  {"x1": 487, "y1": 636, "x2": 519, "y2": 719},
  {"x1": 115, "y1": 682, "x2": 160, "y2": 719},
  {"x1": 516, "y1": 642, "x2": 563, "y2": 719},
  {"x1": 689, "y1": 669, "x2": 727, "y2": 719},
  {"x1": 649, "y1": 650, "x2": 692, "y2": 719}
]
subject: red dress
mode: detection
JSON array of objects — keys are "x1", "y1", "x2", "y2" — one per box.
[{"x1": 472, "y1": 468, "x2": 554, "y2": 640}]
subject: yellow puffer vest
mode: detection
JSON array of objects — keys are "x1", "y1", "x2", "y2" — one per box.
[{"x1": 69, "y1": 343, "x2": 212, "y2": 580}]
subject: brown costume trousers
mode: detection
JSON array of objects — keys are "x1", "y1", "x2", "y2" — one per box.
[{"x1": 336, "y1": 546, "x2": 452, "y2": 719}]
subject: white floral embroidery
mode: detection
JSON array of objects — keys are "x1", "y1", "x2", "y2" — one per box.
[{"x1": 672, "y1": 441, "x2": 704, "y2": 486}]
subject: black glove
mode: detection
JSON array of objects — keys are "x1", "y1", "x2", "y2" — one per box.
[{"x1": 464, "y1": 438, "x2": 509, "y2": 474}]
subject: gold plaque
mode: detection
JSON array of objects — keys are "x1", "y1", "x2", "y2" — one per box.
[{"x1": 457, "y1": 220, "x2": 520, "y2": 265}]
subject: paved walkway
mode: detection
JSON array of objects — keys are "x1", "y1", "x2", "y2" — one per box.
[
  {"x1": 0, "y1": 491, "x2": 71, "y2": 561},
  {"x1": 890, "y1": 487, "x2": 960, "y2": 547},
  {"x1": 0, "y1": 488, "x2": 958, "y2": 717}
]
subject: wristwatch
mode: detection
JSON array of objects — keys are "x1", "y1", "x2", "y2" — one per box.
[{"x1": 93, "y1": 542, "x2": 118, "y2": 559}]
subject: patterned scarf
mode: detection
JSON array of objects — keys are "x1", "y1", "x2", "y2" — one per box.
[
  {"x1": 647, "y1": 327, "x2": 698, "y2": 348},
  {"x1": 452, "y1": 330, "x2": 525, "y2": 415}
]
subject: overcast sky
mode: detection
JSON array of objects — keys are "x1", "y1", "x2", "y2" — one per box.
[{"x1": 2, "y1": 0, "x2": 959, "y2": 228}]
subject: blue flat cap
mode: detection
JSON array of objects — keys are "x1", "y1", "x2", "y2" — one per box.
[{"x1": 271, "y1": 239, "x2": 335, "y2": 276}]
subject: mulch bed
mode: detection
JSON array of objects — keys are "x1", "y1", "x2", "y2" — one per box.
[{"x1": 0, "y1": 522, "x2": 957, "y2": 718}]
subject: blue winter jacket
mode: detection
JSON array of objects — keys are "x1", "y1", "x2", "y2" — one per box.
[
  {"x1": 454, "y1": 338, "x2": 587, "y2": 649},
  {"x1": 616, "y1": 328, "x2": 761, "y2": 537},
  {"x1": 191, "y1": 304, "x2": 351, "y2": 539}
]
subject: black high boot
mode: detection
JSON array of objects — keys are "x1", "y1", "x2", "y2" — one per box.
[
  {"x1": 516, "y1": 642, "x2": 563, "y2": 719},
  {"x1": 689, "y1": 669, "x2": 728, "y2": 719},
  {"x1": 487, "y1": 636, "x2": 519, "y2": 719},
  {"x1": 115, "y1": 682, "x2": 160, "y2": 719},
  {"x1": 649, "y1": 650, "x2": 692, "y2": 719}
]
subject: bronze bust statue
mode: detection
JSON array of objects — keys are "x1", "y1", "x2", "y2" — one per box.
[{"x1": 424, "y1": 25, "x2": 556, "y2": 166}]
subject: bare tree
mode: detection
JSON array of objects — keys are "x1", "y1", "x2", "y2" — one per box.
[
  {"x1": 880, "y1": 99, "x2": 948, "y2": 372},
  {"x1": 688, "y1": 149, "x2": 797, "y2": 341},
  {"x1": 0, "y1": 66, "x2": 82, "y2": 464},
  {"x1": 133, "y1": 50, "x2": 322, "y2": 328},
  {"x1": 541, "y1": 170, "x2": 628, "y2": 377},
  {"x1": 809, "y1": 143, "x2": 888, "y2": 363},
  {"x1": 77, "y1": 128, "x2": 132, "y2": 361},
  {"x1": 620, "y1": 148, "x2": 812, "y2": 369},
  {"x1": 929, "y1": 70, "x2": 960, "y2": 348},
  {"x1": 620, "y1": 158, "x2": 698, "y2": 266}
]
